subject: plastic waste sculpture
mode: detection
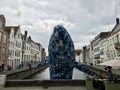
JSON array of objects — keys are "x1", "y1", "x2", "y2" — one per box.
[{"x1": 38, "y1": 25, "x2": 93, "y2": 79}]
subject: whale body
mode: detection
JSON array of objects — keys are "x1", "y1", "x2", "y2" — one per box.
[
  {"x1": 37, "y1": 25, "x2": 93, "y2": 79},
  {"x1": 48, "y1": 25, "x2": 75, "y2": 79}
]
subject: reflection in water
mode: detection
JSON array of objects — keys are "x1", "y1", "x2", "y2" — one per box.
[
  {"x1": 73, "y1": 68, "x2": 86, "y2": 80},
  {"x1": 31, "y1": 68, "x2": 86, "y2": 80},
  {"x1": 31, "y1": 68, "x2": 50, "y2": 80}
]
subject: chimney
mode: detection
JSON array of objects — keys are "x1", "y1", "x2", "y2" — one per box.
[
  {"x1": 0, "y1": 15, "x2": 6, "y2": 28},
  {"x1": 116, "y1": 18, "x2": 119, "y2": 24},
  {"x1": 24, "y1": 31, "x2": 28, "y2": 41},
  {"x1": 28, "y1": 36, "x2": 31, "y2": 41},
  {"x1": 25, "y1": 31, "x2": 28, "y2": 37},
  {"x1": 83, "y1": 46, "x2": 86, "y2": 64},
  {"x1": 29, "y1": 36, "x2": 31, "y2": 40}
]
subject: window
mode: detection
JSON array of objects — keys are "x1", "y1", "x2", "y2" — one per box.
[
  {"x1": 0, "y1": 21, "x2": 2, "y2": 28},
  {"x1": 12, "y1": 32, "x2": 14, "y2": 38},
  {"x1": 18, "y1": 51, "x2": 20, "y2": 56},
  {"x1": 18, "y1": 33, "x2": 20, "y2": 39},
  {"x1": 15, "y1": 51, "x2": 16, "y2": 56},
  {"x1": 2, "y1": 48, "x2": 6, "y2": 60},
  {"x1": 16, "y1": 41, "x2": 17, "y2": 47},
  {"x1": 3, "y1": 34, "x2": 7, "y2": 44},
  {"x1": 0, "y1": 32, "x2": 2, "y2": 42},
  {"x1": 117, "y1": 35, "x2": 119, "y2": 42}
]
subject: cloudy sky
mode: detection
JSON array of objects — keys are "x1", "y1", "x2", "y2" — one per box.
[{"x1": 0, "y1": 0, "x2": 120, "y2": 54}]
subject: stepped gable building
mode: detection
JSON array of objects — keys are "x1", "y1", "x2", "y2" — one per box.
[{"x1": 5, "y1": 26, "x2": 22, "y2": 69}]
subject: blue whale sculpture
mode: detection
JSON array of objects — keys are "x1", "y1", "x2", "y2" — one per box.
[
  {"x1": 48, "y1": 25, "x2": 75, "y2": 79},
  {"x1": 38, "y1": 25, "x2": 93, "y2": 79}
]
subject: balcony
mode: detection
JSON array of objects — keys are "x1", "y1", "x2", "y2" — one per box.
[{"x1": 114, "y1": 42, "x2": 120, "y2": 49}]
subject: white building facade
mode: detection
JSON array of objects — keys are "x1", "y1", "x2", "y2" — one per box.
[
  {"x1": 75, "y1": 49, "x2": 81, "y2": 62},
  {"x1": 93, "y1": 32, "x2": 110, "y2": 64},
  {"x1": 14, "y1": 26, "x2": 22, "y2": 68},
  {"x1": 107, "y1": 18, "x2": 120, "y2": 60},
  {"x1": 22, "y1": 31, "x2": 43, "y2": 64},
  {"x1": 6, "y1": 27, "x2": 16, "y2": 68},
  {"x1": 99, "y1": 38, "x2": 109, "y2": 62},
  {"x1": 93, "y1": 38, "x2": 101, "y2": 64},
  {"x1": 92, "y1": 18, "x2": 120, "y2": 63},
  {"x1": 31, "y1": 41, "x2": 40, "y2": 62},
  {"x1": 22, "y1": 31, "x2": 31, "y2": 63}
]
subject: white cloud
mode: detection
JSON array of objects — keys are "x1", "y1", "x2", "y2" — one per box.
[
  {"x1": 0, "y1": 0, "x2": 120, "y2": 54},
  {"x1": 21, "y1": 18, "x2": 75, "y2": 49}
]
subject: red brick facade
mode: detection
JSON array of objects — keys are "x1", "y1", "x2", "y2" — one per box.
[{"x1": 0, "y1": 15, "x2": 8, "y2": 71}]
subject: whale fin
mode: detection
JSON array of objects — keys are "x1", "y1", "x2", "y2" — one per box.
[
  {"x1": 37, "y1": 58, "x2": 49, "y2": 67},
  {"x1": 74, "y1": 62, "x2": 93, "y2": 76}
]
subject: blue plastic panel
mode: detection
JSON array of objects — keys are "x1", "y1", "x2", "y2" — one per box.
[{"x1": 48, "y1": 25, "x2": 75, "y2": 79}]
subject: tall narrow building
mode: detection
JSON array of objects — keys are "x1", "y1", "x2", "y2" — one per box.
[{"x1": 0, "y1": 15, "x2": 8, "y2": 71}]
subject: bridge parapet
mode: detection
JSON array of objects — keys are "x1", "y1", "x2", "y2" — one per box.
[
  {"x1": 6, "y1": 79, "x2": 85, "y2": 87},
  {"x1": 86, "y1": 64, "x2": 120, "y2": 80},
  {"x1": 0, "y1": 65, "x2": 48, "y2": 80}
]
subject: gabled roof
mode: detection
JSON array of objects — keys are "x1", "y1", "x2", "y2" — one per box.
[
  {"x1": 5, "y1": 27, "x2": 11, "y2": 35},
  {"x1": 94, "y1": 31, "x2": 111, "y2": 41},
  {"x1": 0, "y1": 15, "x2": 5, "y2": 18},
  {"x1": 111, "y1": 18, "x2": 120, "y2": 35},
  {"x1": 111, "y1": 24, "x2": 120, "y2": 35},
  {"x1": 0, "y1": 15, "x2": 5, "y2": 21},
  {"x1": 5, "y1": 26, "x2": 19, "y2": 36}
]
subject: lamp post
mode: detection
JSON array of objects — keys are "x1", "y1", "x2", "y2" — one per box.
[
  {"x1": 35, "y1": 54, "x2": 37, "y2": 64},
  {"x1": 8, "y1": 50, "x2": 11, "y2": 68},
  {"x1": 21, "y1": 42, "x2": 25, "y2": 69},
  {"x1": 22, "y1": 51, "x2": 24, "y2": 63}
]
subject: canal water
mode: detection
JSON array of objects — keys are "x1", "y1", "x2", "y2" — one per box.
[{"x1": 30, "y1": 68, "x2": 86, "y2": 80}]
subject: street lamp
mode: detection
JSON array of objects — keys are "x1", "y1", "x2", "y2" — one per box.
[
  {"x1": 8, "y1": 50, "x2": 12, "y2": 68},
  {"x1": 22, "y1": 41, "x2": 25, "y2": 63},
  {"x1": 35, "y1": 54, "x2": 37, "y2": 63},
  {"x1": 22, "y1": 51, "x2": 24, "y2": 63}
]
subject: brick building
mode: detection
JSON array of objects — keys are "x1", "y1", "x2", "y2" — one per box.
[{"x1": 0, "y1": 15, "x2": 8, "y2": 71}]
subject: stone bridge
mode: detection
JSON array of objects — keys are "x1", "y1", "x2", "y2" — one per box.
[{"x1": 86, "y1": 64, "x2": 120, "y2": 80}]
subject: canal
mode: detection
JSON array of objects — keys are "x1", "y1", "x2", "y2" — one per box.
[{"x1": 30, "y1": 68, "x2": 86, "y2": 80}]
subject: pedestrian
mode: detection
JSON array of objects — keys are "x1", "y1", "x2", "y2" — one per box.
[
  {"x1": 21, "y1": 63, "x2": 23, "y2": 68},
  {"x1": 107, "y1": 69, "x2": 113, "y2": 81},
  {"x1": 7, "y1": 65, "x2": 11, "y2": 71},
  {"x1": 104, "y1": 66, "x2": 107, "y2": 70},
  {"x1": 29, "y1": 64, "x2": 31, "y2": 69},
  {"x1": 27, "y1": 63, "x2": 31, "y2": 69},
  {"x1": 1, "y1": 64, "x2": 4, "y2": 71},
  {"x1": 18, "y1": 65, "x2": 21, "y2": 69}
]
